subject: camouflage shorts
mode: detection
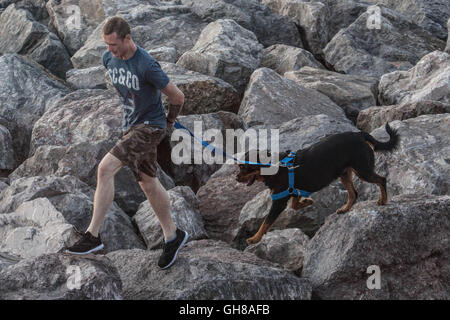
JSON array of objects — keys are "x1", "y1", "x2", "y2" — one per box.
[{"x1": 109, "y1": 123, "x2": 169, "y2": 181}]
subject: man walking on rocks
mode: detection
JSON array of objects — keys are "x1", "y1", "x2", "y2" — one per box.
[{"x1": 65, "y1": 16, "x2": 188, "y2": 269}]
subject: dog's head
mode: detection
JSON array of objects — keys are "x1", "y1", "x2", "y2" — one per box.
[
  {"x1": 235, "y1": 149, "x2": 292, "y2": 186},
  {"x1": 235, "y1": 150, "x2": 273, "y2": 186}
]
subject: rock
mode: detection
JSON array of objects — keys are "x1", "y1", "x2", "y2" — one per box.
[
  {"x1": 356, "y1": 100, "x2": 450, "y2": 133},
  {"x1": 0, "y1": 252, "x2": 20, "y2": 271},
  {"x1": 244, "y1": 228, "x2": 309, "y2": 275},
  {"x1": 160, "y1": 62, "x2": 241, "y2": 115},
  {"x1": 285, "y1": 66, "x2": 378, "y2": 123},
  {"x1": 180, "y1": 0, "x2": 303, "y2": 48},
  {"x1": 134, "y1": 186, "x2": 207, "y2": 249},
  {"x1": 46, "y1": 0, "x2": 106, "y2": 56},
  {"x1": 321, "y1": 0, "x2": 372, "y2": 41},
  {"x1": 358, "y1": 114, "x2": 450, "y2": 201},
  {"x1": 323, "y1": 5, "x2": 445, "y2": 79},
  {"x1": 0, "y1": 175, "x2": 146, "y2": 252},
  {"x1": 147, "y1": 46, "x2": 177, "y2": 63},
  {"x1": 101, "y1": 0, "x2": 150, "y2": 17},
  {"x1": 0, "y1": 54, "x2": 70, "y2": 166},
  {"x1": 260, "y1": 45, "x2": 325, "y2": 75},
  {"x1": 238, "y1": 68, "x2": 349, "y2": 128},
  {"x1": 71, "y1": 4, "x2": 206, "y2": 68},
  {"x1": 0, "y1": 124, "x2": 15, "y2": 170},
  {"x1": 0, "y1": 253, "x2": 122, "y2": 299},
  {"x1": 378, "y1": 51, "x2": 450, "y2": 106},
  {"x1": 262, "y1": 0, "x2": 329, "y2": 55},
  {"x1": 0, "y1": 198, "x2": 77, "y2": 259},
  {"x1": 196, "y1": 163, "x2": 266, "y2": 244},
  {"x1": 367, "y1": 0, "x2": 450, "y2": 40},
  {"x1": 0, "y1": 4, "x2": 73, "y2": 79},
  {"x1": 177, "y1": 19, "x2": 264, "y2": 94},
  {"x1": 0, "y1": 0, "x2": 51, "y2": 26},
  {"x1": 302, "y1": 194, "x2": 450, "y2": 299},
  {"x1": 169, "y1": 111, "x2": 247, "y2": 192},
  {"x1": 106, "y1": 240, "x2": 312, "y2": 299},
  {"x1": 66, "y1": 66, "x2": 107, "y2": 89}
]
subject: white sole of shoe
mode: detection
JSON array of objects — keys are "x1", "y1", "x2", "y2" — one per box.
[
  {"x1": 65, "y1": 243, "x2": 104, "y2": 255},
  {"x1": 160, "y1": 231, "x2": 189, "y2": 270}
]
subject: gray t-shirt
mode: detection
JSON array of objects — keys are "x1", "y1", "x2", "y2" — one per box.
[{"x1": 102, "y1": 46, "x2": 170, "y2": 131}]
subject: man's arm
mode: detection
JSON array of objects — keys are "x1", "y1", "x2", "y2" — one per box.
[{"x1": 161, "y1": 82, "x2": 184, "y2": 125}]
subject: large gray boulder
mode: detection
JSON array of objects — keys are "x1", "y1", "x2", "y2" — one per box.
[
  {"x1": 0, "y1": 54, "x2": 70, "y2": 166},
  {"x1": 0, "y1": 175, "x2": 146, "y2": 252},
  {"x1": 285, "y1": 66, "x2": 378, "y2": 123},
  {"x1": 0, "y1": 253, "x2": 122, "y2": 299},
  {"x1": 261, "y1": 0, "x2": 329, "y2": 55},
  {"x1": 180, "y1": 0, "x2": 303, "y2": 48},
  {"x1": 177, "y1": 19, "x2": 264, "y2": 94},
  {"x1": 260, "y1": 44, "x2": 325, "y2": 75},
  {"x1": 133, "y1": 186, "x2": 208, "y2": 249},
  {"x1": 244, "y1": 228, "x2": 309, "y2": 275},
  {"x1": 0, "y1": 4, "x2": 73, "y2": 79},
  {"x1": 106, "y1": 240, "x2": 312, "y2": 299},
  {"x1": 160, "y1": 62, "x2": 241, "y2": 115},
  {"x1": 358, "y1": 114, "x2": 450, "y2": 201},
  {"x1": 238, "y1": 68, "x2": 349, "y2": 128},
  {"x1": 0, "y1": 198, "x2": 77, "y2": 259},
  {"x1": 356, "y1": 100, "x2": 450, "y2": 133},
  {"x1": 46, "y1": 0, "x2": 106, "y2": 56},
  {"x1": 302, "y1": 194, "x2": 450, "y2": 299},
  {"x1": 66, "y1": 66, "x2": 108, "y2": 90},
  {"x1": 323, "y1": 5, "x2": 445, "y2": 79},
  {"x1": 378, "y1": 51, "x2": 450, "y2": 106}
]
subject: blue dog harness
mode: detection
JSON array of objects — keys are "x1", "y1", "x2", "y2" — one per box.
[{"x1": 270, "y1": 151, "x2": 312, "y2": 201}]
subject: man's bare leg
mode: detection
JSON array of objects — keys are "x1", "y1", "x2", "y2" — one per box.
[
  {"x1": 138, "y1": 172, "x2": 177, "y2": 241},
  {"x1": 86, "y1": 152, "x2": 123, "y2": 237}
]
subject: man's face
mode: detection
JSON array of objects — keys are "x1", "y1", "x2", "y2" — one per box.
[{"x1": 102, "y1": 32, "x2": 127, "y2": 58}]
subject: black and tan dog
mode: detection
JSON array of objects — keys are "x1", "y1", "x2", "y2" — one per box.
[{"x1": 236, "y1": 123, "x2": 399, "y2": 245}]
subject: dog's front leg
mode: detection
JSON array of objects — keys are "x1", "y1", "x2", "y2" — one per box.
[{"x1": 246, "y1": 197, "x2": 289, "y2": 245}]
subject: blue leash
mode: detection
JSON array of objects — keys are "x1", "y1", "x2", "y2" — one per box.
[
  {"x1": 174, "y1": 121, "x2": 272, "y2": 166},
  {"x1": 174, "y1": 121, "x2": 312, "y2": 200}
]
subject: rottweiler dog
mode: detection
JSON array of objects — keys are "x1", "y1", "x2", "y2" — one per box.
[{"x1": 236, "y1": 123, "x2": 399, "y2": 245}]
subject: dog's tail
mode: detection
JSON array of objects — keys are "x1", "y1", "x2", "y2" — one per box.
[{"x1": 362, "y1": 122, "x2": 400, "y2": 152}]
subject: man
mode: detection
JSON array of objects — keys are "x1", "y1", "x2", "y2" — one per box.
[{"x1": 65, "y1": 16, "x2": 188, "y2": 270}]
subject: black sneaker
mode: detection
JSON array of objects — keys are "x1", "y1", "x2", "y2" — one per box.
[
  {"x1": 65, "y1": 231, "x2": 104, "y2": 255},
  {"x1": 158, "y1": 228, "x2": 189, "y2": 269}
]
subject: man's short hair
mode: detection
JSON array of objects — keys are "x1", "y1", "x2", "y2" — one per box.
[{"x1": 102, "y1": 16, "x2": 130, "y2": 40}]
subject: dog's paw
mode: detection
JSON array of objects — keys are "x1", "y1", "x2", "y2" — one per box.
[
  {"x1": 246, "y1": 237, "x2": 260, "y2": 245},
  {"x1": 335, "y1": 208, "x2": 348, "y2": 215}
]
